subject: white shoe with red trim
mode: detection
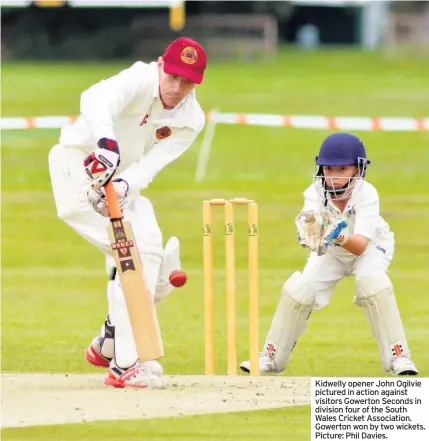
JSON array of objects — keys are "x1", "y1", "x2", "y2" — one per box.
[
  {"x1": 104, "y1": 360, "x2": 166, "y2": 389},
  {"x1": 239, "y1": 354, "x2": 278, "y2": 374},
  {"x1": 85, "y1": 337, "x2": 112, "y2": 368}
]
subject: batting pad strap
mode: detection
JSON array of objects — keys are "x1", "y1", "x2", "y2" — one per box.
[
  {"x1": 356, "y1": 272, "x2": 410, "y2": 372},
  {"x1": 109, "y1": 267, "x2": 117, "y2": 281}
]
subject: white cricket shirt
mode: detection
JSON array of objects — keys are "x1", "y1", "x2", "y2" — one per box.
[
  {"x1": 59, "y1": 61, "x2": 205, "y2": 192},
  {"x1": 302, "y1": 180, "x2": 390, "y2": 242}
]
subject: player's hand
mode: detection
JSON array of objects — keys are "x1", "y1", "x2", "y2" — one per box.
[
  {"x1": 321, "y1": 217, "x2": 349, "y2": 249},
  {"x1": 295, "y1": 210, "x2": 326, "y2": 252},
  {"x1": 87, "y1": 179, "x2": 129, "y2": 217},
  {"x1": 84, "y1": 138, "x2": 120, "y2": 189}
]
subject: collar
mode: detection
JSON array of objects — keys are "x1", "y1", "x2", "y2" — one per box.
[{"x1": 327, "y1": 186, "x2": 360, "y2": 214}]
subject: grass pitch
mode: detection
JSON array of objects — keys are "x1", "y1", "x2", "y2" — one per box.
[{"x1": 1, "y1": 49, "x2": 428, "y2": 440}]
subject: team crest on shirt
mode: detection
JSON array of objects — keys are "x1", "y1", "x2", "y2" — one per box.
[
  {"x1": 155, "y1": 126, "x2": 172, "y2": 140},
  {"x1": 181, "y1": 46, "x2": 198, "y2": 65}
]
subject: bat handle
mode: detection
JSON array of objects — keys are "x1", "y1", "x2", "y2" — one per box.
[{"x1": 104, "y1": 181, "x2": 123, "y2": 220}]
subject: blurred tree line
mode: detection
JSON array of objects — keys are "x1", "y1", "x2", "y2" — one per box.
[{"x1": 1, "y1": 1, "x2": 359, "y2": 60}]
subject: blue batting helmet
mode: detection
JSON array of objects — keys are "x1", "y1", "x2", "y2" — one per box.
[
  {"x1": 315, "y1": 132, "x2": 370, "y2": 171},
  {"x1": 313, "y1": 132, "x2": 371, "y2": 202}
]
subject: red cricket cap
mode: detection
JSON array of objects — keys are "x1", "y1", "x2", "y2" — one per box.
[{"x1": 162, "y1": 37, "x2": 207, "y2": 84}]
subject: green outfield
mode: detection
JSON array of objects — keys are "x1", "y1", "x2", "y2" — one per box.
[{"x1": 1, "y1": 49, "x2": 428, "y2": 440}]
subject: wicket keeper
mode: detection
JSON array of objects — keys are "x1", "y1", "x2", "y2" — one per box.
[{"x1": 241, "y1": 132, "x2": 418, "y2": 376}]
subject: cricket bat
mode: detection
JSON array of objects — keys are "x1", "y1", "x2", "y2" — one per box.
[{"x1": 104, "y1": 181, "x2": 164, "y2": 361}]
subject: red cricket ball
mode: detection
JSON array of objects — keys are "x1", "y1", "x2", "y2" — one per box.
[{"x1": 169, "y1": 270, "x2": 187, "y2": 288}]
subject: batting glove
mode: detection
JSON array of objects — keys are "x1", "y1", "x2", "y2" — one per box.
[
  {"x1": 84, "y1": 138, "x2": 120, "y2": 189},
  {"x1": 87, "y1": 179, "x2": 129, "y2": 217}
]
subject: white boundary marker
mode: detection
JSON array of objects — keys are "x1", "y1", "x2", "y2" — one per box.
[
  {"x1": 1, "y1": 115, "x2": 77, "y2": 130},
  {"x1": 194, "y1": 110, "x2": 429, "y2": 182},
  {"x1": 1, "y1": 112, "x2": 427, "y2": 132},
  {"x1": 1, "y1": 111, "x2": 427, "y2": 182}
]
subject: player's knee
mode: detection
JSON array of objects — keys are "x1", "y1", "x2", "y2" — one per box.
[
  {"x1": 282, "y1": 271, "x2": 316, "y2": 306},
  {"x1": 56, "y1": 205, "x2": 82, "y2": 226},
  {"x1": 57, "y1": 207, "x2": 74, "y2": 222},
  {"x1": 313, "y1": 297, "x2": 329, "y2": 311},
  {"x1": 356, "y1": 271, "x2": 393, "y2": 301}
]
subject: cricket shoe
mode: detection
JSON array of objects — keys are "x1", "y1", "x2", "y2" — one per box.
[
  {"x1": 85, "y1": 336, "x2": 112, "y2": 368},
  {"x1": 391, "y1": 357, "x2": 418, "y2": 376},
  {"x1": 104, "y1": 359, "x2": 167, "y2": 389},
  {"x1": 240, "y1": 354, "x2": 279, "y2": 374}
]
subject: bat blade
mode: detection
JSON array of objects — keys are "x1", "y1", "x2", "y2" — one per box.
[{"x1": 105, "y1": 183, "x2": 164, "y2": 361}]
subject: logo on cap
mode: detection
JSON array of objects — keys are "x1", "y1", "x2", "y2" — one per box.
[
  {"x1": 181, "y1": 46, "x2": 198, "y2": 65},
  {"x1": 156, "y1": 126, "x2": 172, "y2": 140}
]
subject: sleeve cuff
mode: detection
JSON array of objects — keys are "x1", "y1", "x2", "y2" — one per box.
[{"x1": 93, "y1": 126, "x2": 116, "y2": 143}]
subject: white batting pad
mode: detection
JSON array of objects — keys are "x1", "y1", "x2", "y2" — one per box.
[
  {"x1": 263, "y1": 271, "x2": 315, "y2": 372},
  {"x1": 355, "y1": 272, "x2": 410, "y2": 372}
]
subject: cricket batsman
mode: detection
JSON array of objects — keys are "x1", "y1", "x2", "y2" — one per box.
[
  {"x1": 241, "y1": 132, "x2": 418, "y2": 376},
  {"x1": 48, "y1": 37, "x2": 207, "y2": 388}
]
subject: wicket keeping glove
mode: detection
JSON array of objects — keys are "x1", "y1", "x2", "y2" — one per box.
[
  {"x1": 295, "y1": 210, "x2": 326, "y2": 252},
  {"x1": 87, "y1": 179, "x2": 129, "y2": 217},
  {"x1": 84, "y1": 138, "x2": 120, "y2": 189}
]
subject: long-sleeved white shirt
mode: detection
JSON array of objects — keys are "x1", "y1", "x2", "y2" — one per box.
[
  {"x1": 59, "y1": 61, "x2": 205, "y2": 193},
  {"x1": 303, "y1": 180, "x2": 391, "y2": 242}
]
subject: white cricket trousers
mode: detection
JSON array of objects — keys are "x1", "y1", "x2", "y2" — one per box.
[
  {"x1": 303, "y1": 233, "x2": 394, "y2": 310},
  {"x1": 48, "y1": 144, "x2": 163, "y2": 367}
]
